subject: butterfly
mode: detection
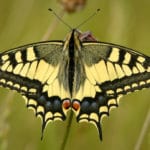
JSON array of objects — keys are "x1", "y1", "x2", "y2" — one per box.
[{"x1": 0, "y1": 29, "x2": 150, "y2": 141}]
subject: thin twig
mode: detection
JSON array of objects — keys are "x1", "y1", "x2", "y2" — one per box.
[
  {"x1": 0, "y1": 91, "x2": 15, "y2": 150},
  {"x1": 60, "y1": 111, "x2": 73, "y2": 150},
  {"x1": 134, "y1": 109, "x2": 150, "y2": 150}
]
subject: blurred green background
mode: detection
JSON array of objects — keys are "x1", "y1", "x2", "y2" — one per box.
[{"x1": 0, "y1": 0, "x2": 150, "y2": 150}]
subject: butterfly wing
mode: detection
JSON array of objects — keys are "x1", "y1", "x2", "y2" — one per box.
[
  {"x1": 0, "y1": 41, "x2": 71, "y2": 137},
  {"x1": 73, "y1": 42, "x2": 150, "y2": 140}
]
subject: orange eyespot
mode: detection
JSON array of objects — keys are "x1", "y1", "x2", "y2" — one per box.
[
  {"x1": 62, "y1": 99, "x2": 71, "y2": 109},
  {"x1": 72, "y1": 100, "x2": 80, "y2": 111}
]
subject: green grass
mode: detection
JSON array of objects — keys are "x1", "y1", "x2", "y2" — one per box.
[{"x1": 0, "y1": 0, "x2": 150, "y2": 150}]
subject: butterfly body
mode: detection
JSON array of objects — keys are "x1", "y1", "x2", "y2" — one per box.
[{"x1": 0, "y1": 29, "x2": 150, "y2": 140}]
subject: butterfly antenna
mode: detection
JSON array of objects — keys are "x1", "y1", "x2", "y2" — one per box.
[
  {"x1": 48, "y1": 8, "x2": 72, "y2": 30},
  {"x1": 75, "y1": 8, "x2": 100, "y2": 29}
]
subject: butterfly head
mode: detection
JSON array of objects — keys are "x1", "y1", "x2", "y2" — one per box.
[{"x1": 65, "y1": 29, "x2": 97, "y2": 43}]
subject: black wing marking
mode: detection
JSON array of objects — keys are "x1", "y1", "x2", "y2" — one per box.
[
  {"x1": 0, "y1": 41, "x2": 71, "y2": 138},
  {"x1": 72, "y1": 42, "x2": 150, "y2": 140}
]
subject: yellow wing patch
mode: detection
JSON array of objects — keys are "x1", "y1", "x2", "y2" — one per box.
[
  {"x1": 34, "y1": 60, "x2": 49, "y2": 82},
  {"x1": 38, "y1": 63, "x2": 71, "y2": 99},
  {"x1": 15, "y1": 51, "x2": 22, "y2": 63},
  {"x1": 108, "y1": 47, "x2": 120, "y2": 62},
  {"x1": 26, "y1": 47, "x2": 37, "y2": 61},
  {"x1": 74, "y1": 79, "x2": 97, "y2": 100}
]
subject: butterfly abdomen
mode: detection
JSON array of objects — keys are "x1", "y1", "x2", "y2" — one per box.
[{"x1": 68, "y1": 30, "x2": 75, "y2": 95}]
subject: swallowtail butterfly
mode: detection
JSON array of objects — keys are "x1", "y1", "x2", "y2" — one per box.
[{"x1": 0, "y1": 29, "x2": 150, "y2": 141}]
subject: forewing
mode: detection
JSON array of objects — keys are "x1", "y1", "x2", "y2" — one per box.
[
  {"x1": 73, "y1": 42, "x2": 150, "y2": 140},
  {"x1": 0, "y1": 41, "x2": 71, "y2": 137}
]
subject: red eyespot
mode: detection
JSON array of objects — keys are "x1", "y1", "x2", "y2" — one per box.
[
  {"x1": 62, "y1": 99, "x2": 71, "y2": 109},
  {"x1": 72, "y1": 100, "x2": 80, "y2": 111}
]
